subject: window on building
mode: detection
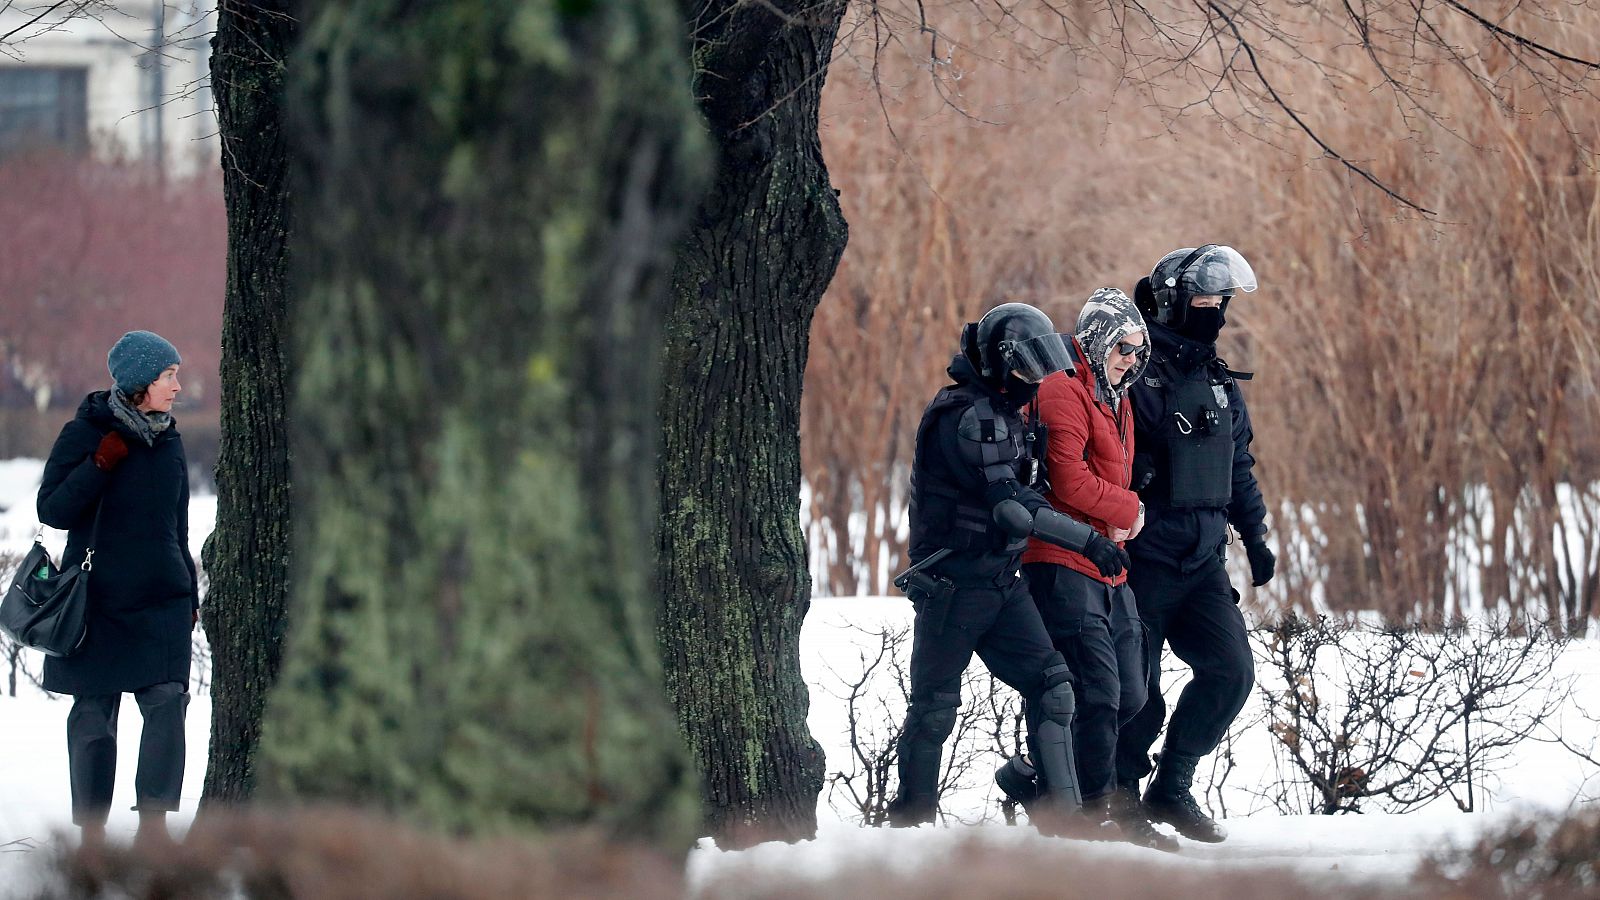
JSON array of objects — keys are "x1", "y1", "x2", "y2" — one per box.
[{"x1": 0, "y1": 67, "x2": 89, "y2": 157}]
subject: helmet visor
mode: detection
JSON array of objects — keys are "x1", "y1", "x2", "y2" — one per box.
[
  {"x1": 1002, "y1": 332, "x2": 1075, "y2": 382},
  {"x1": 1181, "y1": 246, "x2": 1257, "y2": 297}
]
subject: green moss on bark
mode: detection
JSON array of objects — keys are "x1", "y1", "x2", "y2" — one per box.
[
  {"x1": 658, "y1": 0, "x2": 850, "y2": 843},
  {"x1": 260, "y1": 0, "x2": 708, "y2": 848}
]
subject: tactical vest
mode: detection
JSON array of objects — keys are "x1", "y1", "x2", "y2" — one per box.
[
  {"x1": 1151, "y1": 356, "x2": 1233, "y2": 508},
  {"x1": 908, "y1": 385, "x2": 1033, "y2": 555}
]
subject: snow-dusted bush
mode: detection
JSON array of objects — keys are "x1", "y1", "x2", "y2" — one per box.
[
  {"x1": 1251, "y1": 616, "x2": 1572, "y2": 815},
  {"x1": 809, "y1": 606, "x2": 1585, "y2": 825}
]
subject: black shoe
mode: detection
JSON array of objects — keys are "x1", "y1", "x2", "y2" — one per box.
[
  {"x1": 1109, "y1": 781, "x2": 1180, "y2": 852},
  {"x1": 1144, "y1": 754, "x2": 1226, "y2": 843}
]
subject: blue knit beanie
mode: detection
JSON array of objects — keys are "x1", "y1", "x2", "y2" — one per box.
[{"x1": 107, "y1": 331, "x2": 182, "y2": 394}]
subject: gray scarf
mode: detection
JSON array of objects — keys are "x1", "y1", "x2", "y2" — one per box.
[{"x1": 109, "y1": 388, "x2": 173, "y2": 447}]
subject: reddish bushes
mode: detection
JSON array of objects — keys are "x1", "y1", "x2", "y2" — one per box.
[
  {"x1": 0, "y1": 154, "x2": 224, "y2": 412},
  {"x1": 802, "y1": 1, "x2": 1600, "y2": 626}
]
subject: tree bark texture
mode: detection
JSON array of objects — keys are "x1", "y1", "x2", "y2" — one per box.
[
  {"x1": 200, "y1": 0, "x2": 295, "y2": 808},
  {"x1": 258, "y1": 0, "x2": 708, "y2": 845},
  {"x1": 659, "y1": 0, "x2": 849, "y2": 842}
]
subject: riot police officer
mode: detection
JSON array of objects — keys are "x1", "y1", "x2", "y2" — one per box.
[
  {"x1": 889, "y1": 302, "x2": 1131, "y2": 831},
  {"x1": 1115, "y1": 245, "x2": 1276, "y2": 843}
]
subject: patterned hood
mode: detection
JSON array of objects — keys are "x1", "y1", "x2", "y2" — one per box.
[{"x1": 1074, "y1": 287, "x2": 1149, "y2": 405}]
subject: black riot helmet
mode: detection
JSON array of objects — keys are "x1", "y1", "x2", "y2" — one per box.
[
  {"x1": 1137, "y1": 245, "x2": 1258, "y2": 326},
  {"x1": 960, "y1": 302, "x2": 1076, "y2": 384}
]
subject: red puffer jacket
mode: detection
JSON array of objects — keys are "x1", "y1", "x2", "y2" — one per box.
[{"x1": 1021, "y1": 341, "x2": 1141, "y2": 585}]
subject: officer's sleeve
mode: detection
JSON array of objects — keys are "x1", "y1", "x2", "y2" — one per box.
[{"x1": 1226, "y1": 383, "x2": 1269, "y2": 541}]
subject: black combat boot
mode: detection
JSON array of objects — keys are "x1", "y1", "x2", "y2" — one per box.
[
  {"x1": 995, "y1": 755, "x2": 1041, "y2": 810},
  {"x1": 1109, "y1": 779, "x2": 1180, "y2": 852},
  {"x1": 1143, "y1": 753, "x2": 1226, "y2": 843},
  {"x1": 995, "y1": 757, "x2": 1109, "y2": 838}
]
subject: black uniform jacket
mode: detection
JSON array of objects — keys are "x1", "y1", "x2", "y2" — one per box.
[
  {"x1": 1126, "y1": 323, "x2": 1267, "y2": 573},
  {"x1": 908, "y1": 354, "x2": 1051, "y2": 586}
]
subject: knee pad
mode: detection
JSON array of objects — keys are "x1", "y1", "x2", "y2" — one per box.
[
  {"x1": 1040, "y1": 676, "x2": 1076, "y2": 726},
  {"x1": 909, "y1": 690, "x2": 961, "y2": 742}
]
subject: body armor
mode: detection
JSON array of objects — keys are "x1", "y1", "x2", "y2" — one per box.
[
  {"x1": 1149, "y1": 357, "x2": 1233, "y2": 508},
  {"x1": 909, "y1": 385, "x2": 1034, "y2": 557}
]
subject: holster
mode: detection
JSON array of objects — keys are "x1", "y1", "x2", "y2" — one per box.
[{"x1": 897, "y1": 569, "x2": 958, "y2": 636}]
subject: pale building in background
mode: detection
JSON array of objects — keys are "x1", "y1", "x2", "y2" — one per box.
[{"x1": 0, "y1": 0, "x2": 218, "y2": 177}]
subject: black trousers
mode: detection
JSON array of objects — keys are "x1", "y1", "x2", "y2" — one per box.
[
  {"x1": 1115, "y1": 552, "x2": 1253, "y2": 783},
  {"x1": 67, "y1": 681, "x2": 189, "y2": 826},
  {"x1": 898, "y1": 574, "x2": 1062, "y2": 803},
  {"x1": 1023, "y1": 564, "x2": 1148, "y2": 801}
]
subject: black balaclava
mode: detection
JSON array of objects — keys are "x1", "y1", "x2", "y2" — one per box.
[
  {"x1": 1177, "y1": 297, "x2": 1228, "y2": 344},
  {"x1": 1000, "y1": 372, "x2": 1041, "y2": 407}
]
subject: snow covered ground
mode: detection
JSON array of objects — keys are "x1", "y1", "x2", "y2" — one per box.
[{"x1": 2, "y1": 458, "x2": 1597, "y2": 896}]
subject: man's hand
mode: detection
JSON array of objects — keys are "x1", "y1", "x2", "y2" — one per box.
[
  {"x1": 1246, "y1": 540, "x2": 1276, "y2": 587},
  {"x1": 1082, "y1": 532, "x2": 1130, "y2": 579},
  {"x1": 93, "y1": 432, "x2": 129, "y2": 471}
]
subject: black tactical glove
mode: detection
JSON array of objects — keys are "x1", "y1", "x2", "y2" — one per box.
[
  {"x1": 1245, "y1": 540, "x2": 1276, "y2": 587},
  {"x1": 1131, "y1": 453, "x2": 1156, "y2": 493},
  {"x1": 1082, "y1": 532, "x2": 1130, "y2": 579}
]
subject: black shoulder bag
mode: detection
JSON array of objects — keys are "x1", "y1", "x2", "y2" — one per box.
[{"x1": 1, "y1": 503, "x2": 102, "y2": 657}]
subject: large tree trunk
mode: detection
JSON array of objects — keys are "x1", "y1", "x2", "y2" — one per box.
[
  {"x1": 658, "y1": 0, "x2": 849, "y2": 842},
  {"x1": 200, "y1": 0, "x2": 295, "y2": 808},
  {"x1": 256, "y1": 0, "x2": 708, "y2": 845}
]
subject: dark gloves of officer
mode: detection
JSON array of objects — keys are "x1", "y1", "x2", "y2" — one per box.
[
  {"x1": 1082, "y1": 532, "x2": 1130, "y2": 579},
  {"x1": 93, "y1": 432, "x2": 129, "y2": 471},
  {"x1": 1245, "y1": 540, "x2": 1276, "y2": 586},
  {"x1": 1131, "y1": 453, "x2": 1156, "y2": 492}
]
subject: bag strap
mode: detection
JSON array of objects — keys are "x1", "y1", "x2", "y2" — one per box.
[
  {"x1": 32, "y1": 496, "x2": 106, "y2": 571},
  {"x1": 85, "y1": 498, "x2": 104, "y2": 554}
]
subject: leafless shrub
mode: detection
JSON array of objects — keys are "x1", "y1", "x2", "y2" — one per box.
[
  {"x1": 821, "y1": 622, "x2": 909, "y2": 825},
  {"x1": 1252, "y1": 614, "x2": 1572, "y2": 815},
  {"x1": 819, "y1": 621, "x2": 1025, "y2": 826}
]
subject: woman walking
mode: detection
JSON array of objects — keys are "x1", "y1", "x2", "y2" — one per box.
[
  {"x1": 37, "y1": 330, "x2": 198, "y2": 851},
  {"x1": 995, "y1": 288, "x2": 1176, "y2": 850}
]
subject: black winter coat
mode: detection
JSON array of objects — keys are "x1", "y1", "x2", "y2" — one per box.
[{"x1": 38, "y1": 391, "x2": 197, "y2": 696}]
